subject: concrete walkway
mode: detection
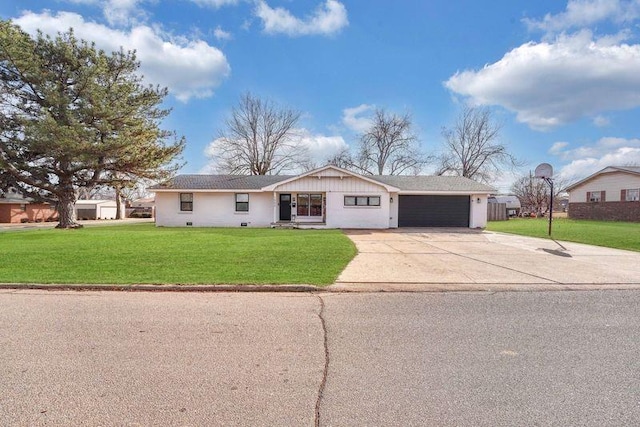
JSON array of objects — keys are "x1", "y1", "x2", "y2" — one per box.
[{"x1": 330, "y1": 228, "x2": 640, "y2": 292}]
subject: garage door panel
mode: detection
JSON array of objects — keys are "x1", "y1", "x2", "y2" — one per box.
[{"x1": 398, "y1": 195, "x2": 469, "y2": 227}]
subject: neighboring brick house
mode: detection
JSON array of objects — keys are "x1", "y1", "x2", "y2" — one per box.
[
  {"x1": 0, "y1": 188, "x2": 58, "y2": 224},
  {"x1": 566, "y1": 166, "x2": 640, "y2": 222}
]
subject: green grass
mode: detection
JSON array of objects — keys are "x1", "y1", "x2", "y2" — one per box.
[
  {"x1": 0, "y1": 224, "x2": 357, "y2": 285},
  {"x1": 487, "y1": 218, "x2": 640, "y2": 252}
]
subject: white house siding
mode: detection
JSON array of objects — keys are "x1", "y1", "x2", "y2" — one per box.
[
  {"x1": 273, "y1": 176, "x2": 386, "y2": 193},
  {"x1": 469, "y1": 194, "x2": 488, "y2": 228},
  {"x1": 569, "y1": 172, "x2": 640, "y2": 203},
  {"x1": 155, "y1": 192, "x2": 274, "y2": 227},
  {"x1": 325, "y1": 192, "x2": 391, "y2": 228},
  {"x1": 273, "y1": 175, "x2": 392, "y2": 228},
  {"x1": 389, "y1": 192, "x2": 399, "y2": 228}
]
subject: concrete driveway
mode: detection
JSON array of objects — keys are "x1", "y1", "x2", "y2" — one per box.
[{"x1": 331, "y1": 229, "x2": 640, "y2": 292}]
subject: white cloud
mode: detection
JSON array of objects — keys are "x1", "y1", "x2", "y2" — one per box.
[
  {"x1": 445, "y1": 31, "x2": 640, "y2": 130},
  {"x1": 524, "y1": 0, "x2": 640, "y2": 34},
  {"x1": 342, "y1": 104, "x2": 374, "y2": 133},
  {"x1": 593, "y1": 115, "x2": 611, "y2": 126},
  {"x1": 102, "y1": 0, "x2": 146, "y2": 26},
  {"x1": 214, "y1": 25, "x2": 233, "y2": 41},
  {"x1": 298, "y1": 129, "x2": 348, "y2": 162},
  {"x1": 63, "y1": 0, "x2": 147, "y2": 26},
  {"x1": 549, "y1": 141, "x2": 569, "y2": 155},
  {"x1": 190, "y1": 0, "x2": 240, "y2": 7},
  {"x1": 14, "y1": 11, "x2": 230, "y2": 102},
  {"x1": 551, "y1": 137, "x2": 640, "y2": 181},
  {"x1": 255, "y1": 0, "x2": 348, "y2": 36}
]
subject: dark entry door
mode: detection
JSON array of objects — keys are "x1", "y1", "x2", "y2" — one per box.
[{"x1": 279, "y1": 194, "x2": 292, "y2": 221}]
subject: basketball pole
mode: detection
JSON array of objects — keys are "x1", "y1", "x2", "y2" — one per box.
[{"x1": 545, "y1": 178, "x2": 553, "y2": 236}]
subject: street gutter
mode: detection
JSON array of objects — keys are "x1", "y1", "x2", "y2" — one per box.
[
  {"x1": 0, "y1": 283, "x2": 322, "y2": 292},
  {"x1": 3, "y1": 282, "x2": 640, "y2": 293}
]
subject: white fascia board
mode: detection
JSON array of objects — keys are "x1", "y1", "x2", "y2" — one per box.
[
  {"x1": 398, "y1": 190, "x2": 493, "y2": 195},
  {"x1": 151, "y1": 189, "x2": 265, "y2": 193}
]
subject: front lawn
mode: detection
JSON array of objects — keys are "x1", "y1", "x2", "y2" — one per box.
[
  {"x1": 0, "y1": 224, "x2": 357, "y2": 285},
  {"x1": 487, "y1": 218, "x2": 640, "y2": 252}
]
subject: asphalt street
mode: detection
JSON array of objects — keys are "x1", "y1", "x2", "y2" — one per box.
[{"x1": 1, "y1": 290, "x2": 640, "y2": 426}]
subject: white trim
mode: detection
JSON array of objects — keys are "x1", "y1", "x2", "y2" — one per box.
[
  {"x1": 397, "y1": 190, "x2": 493, "y2": 195},
  {"x1": 152, "y1": 189, "x2": 265, "y2": 193}
]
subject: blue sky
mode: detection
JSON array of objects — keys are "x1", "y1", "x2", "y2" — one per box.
[{"x1": 2, "y1": 0, "x2": 640, "y2": 191}]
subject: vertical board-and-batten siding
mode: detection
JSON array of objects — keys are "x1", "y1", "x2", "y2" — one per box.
[
  {"x1": 273, "y1": 176, "x2": 387, "y2": 193},
  {"x1": 569, "y1": 172, "x2": 640, "y2": 203}
]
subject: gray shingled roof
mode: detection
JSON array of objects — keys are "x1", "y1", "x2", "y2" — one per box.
[
  {"x1": 152, "y1": 175, "x2": 294, "y2": 190},
  {"x1": 153, "y1": 173, "x2": 495, "y2": 192},
  {"x1": 615, "y1": 166, "x2": 640, "y2": 174},
  {"x1": 369, "y1": 175, "x2": 495, "y2": 192}
]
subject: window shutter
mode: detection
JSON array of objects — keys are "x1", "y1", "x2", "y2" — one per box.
[
  {"x1": 586, "y1": 191, "x2": 591, "y2": 202},
  {"x1": 621, "y1": 189, "x2": 626, "y2": 201},
  {"x1": 601, "y1": 191, "x2": 606, "y2": 202}
]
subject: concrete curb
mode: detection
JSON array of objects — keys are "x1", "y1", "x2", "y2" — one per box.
[
  {"x1": 3, "y1": 282, "x2": 640, "y2": 293},
  {"x1": 0, "y1": 283, "x2": 323, "y2": 292},
  {"x1": 328, "y1": 282, "x2": 640, "y2": 292}
]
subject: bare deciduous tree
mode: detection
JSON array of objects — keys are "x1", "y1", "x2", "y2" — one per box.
[
  {"x1": 511, "y1": 172, "x2": 570, "y2": 215},
  {"x1": 209, "y1": 93, "x2": 308, "y2": 175},
  {"x1": 511, "y1": 172, "x2": 549, "y2": 215},
  {"x1": 436, "y1": 106, "x2": 520, "y2": 183},
  {"x1": 348, "y1": 109, "x2": 426, "y2": 175}
]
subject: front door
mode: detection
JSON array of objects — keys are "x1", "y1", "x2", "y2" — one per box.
[{"x1": 279, "y1": 194, "x2": 291, "y2": 221}]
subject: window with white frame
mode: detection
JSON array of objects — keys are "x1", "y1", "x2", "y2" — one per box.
[
  {"x1": 344, "y1": 195, "x2": 381, "y2": 207},
  {"x1": 589, "y1": 191, "x2": 602, "y2": 202},
  {"x1": 626, "y1": 188, "x2": 640, "y2": 201},
  {"x1": 235, "y1": 193, "x2": 249, "y2": 212},
  {"x1": 180, "y1": 193, "x2": 193, "y2": 211}
]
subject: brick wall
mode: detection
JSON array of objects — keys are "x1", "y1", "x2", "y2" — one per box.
[
  {"x1": 568, "y1": 202, "x2": 640, "y2": 222},
  {"x1": 0, "y1": 203, "x2": 58, "y2": 223}
]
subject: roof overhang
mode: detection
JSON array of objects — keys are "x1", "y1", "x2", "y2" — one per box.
[
  {"x1": 396, "y1": 190, "x2": 494, "y2": 195},
  {"x1": 151, "y1": 188, "x2": 266, "y2": 193}
]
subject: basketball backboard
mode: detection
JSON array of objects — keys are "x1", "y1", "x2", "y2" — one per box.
[{"x1": 534, "y1": 163, "x2": 553, "y2": 179}]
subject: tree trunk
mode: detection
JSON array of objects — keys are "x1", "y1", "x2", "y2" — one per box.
[
  {"x1": 115, "y1": 186, "x2": 124, "y2": 220},
  {"x1": 55, "y1": 188, "x2": 82, "y2": 229}
]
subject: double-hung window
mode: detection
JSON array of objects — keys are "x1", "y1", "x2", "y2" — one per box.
[
  {"x1": 589, "y1": 191, "x2": 602, "y2": 202},
  {"x1": 625, "y1": 188, "x2": 639, "y2": 201},
  {"x1": 180, "y1": 193, "x2": 193, "y2": 211},
  {"x1": 235, "y1": 193, "x2": 249, "y2": 212}
]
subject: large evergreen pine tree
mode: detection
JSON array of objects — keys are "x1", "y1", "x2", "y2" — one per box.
[{"x1": 0, "y1": 21, "x2": 184, "y2": 228}]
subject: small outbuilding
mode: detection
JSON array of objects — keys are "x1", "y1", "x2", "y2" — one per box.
[
  {"x1": 74, "y1": 200, "x2": 118, "y2": 220},
  {"x1": 489, "y1": 195, "x2": 522, "y2": 217}
]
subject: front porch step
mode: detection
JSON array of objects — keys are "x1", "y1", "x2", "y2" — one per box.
[
  {"x1": 270, "y1": 222, "x2": 298, "y2": 229},
  {"x1": 270, "y1": 222, "x2": 327, "y2": 229}
]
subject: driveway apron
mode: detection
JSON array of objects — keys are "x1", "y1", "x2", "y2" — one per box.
[{"x1": 332, "y1": 229, "x2": 640, "y2": 291}]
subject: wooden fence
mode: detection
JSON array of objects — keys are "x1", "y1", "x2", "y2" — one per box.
[{"x1": 487, "y1": 203, "x2": 507, "y2": 221}]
